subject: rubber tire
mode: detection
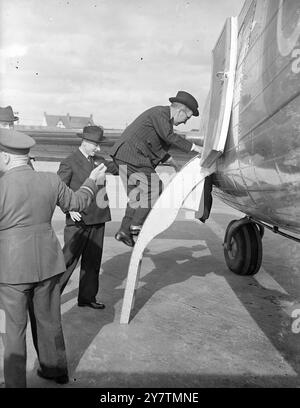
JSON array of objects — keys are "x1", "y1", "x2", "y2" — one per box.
[{"x1": 224, "y1": 222, "x2": 263, "y2": 276}]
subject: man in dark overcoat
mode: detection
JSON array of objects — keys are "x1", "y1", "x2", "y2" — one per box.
[
  {"x1": 0, "y1": 128, "x2": 106, "y2": 387},
  {"x1": 110, "y1": 91, "x2": 202, "y2": 247},
  {"x1": 57, "y1": 126, "x2": 118, "y2": 309}
]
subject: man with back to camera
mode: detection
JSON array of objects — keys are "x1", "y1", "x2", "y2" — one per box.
[
  {"x1": 57, "y1": 125, "x2": 118, "y2": 310},
  {"x1": 110, "y1": 91, "x2": 202, "y2": 247},
  {"x1": 0, "y1": 127, "x2": 107, "y2": 387}
]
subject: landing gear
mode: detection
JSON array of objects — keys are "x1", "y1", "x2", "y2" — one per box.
[{"x1": 223, "y1": 218, "x2": 263, "y2": 276}]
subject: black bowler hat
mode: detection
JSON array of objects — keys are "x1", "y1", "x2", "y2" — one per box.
[
  {"x1": 77, "y1": 125, "x2": 105, "y2": 144},
  {"x1": 0, "y1": 128, "x2": 35, "y2": 154},
  {"x1": 169, "y1": 91, "x2": 199, "y2": 117},
  {"x1": 0, "y1": 106, "x2": 19, "y2": 122}
]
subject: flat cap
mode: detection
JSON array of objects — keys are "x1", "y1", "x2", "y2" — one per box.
[{"x1": 0, "y1": 128, "x2": 35, "y2": 155}]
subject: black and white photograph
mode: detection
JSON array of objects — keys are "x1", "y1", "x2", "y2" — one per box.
[{"x1": 0, "y1": 0, "x2": 300, "y2": 392}]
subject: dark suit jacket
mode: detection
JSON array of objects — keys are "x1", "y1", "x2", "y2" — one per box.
[
  {"x1": 110, "y1": 106, "x2": 193, "y2": 168},
  {"x1": 0, "y1": 165, "x2": 97, "y2": 284},
  {"x1": 57, "y1": 149, "x2": 115, "y2": 226}
]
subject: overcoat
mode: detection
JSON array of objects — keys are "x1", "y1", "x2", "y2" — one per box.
[
  {"x1": 0, "y1": 165, "x2": 96, "y2": 284},
  {"x1": 110, "y1": 106, "x2": 193, "y2": 168}
]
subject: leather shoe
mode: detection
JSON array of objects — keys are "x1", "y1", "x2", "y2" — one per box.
[
  {"x1": 37, "y1": 369, "x2": 69, "y2": 384},
  {"x1": 115, "y1": 230, "x2": 135, "y2": 247},
  {"x1": 77, "y1": 301, "x2": 105, "y2": 309},
  {"x1": 130, "y1": 225, "x2": 142, "y2": 235}
]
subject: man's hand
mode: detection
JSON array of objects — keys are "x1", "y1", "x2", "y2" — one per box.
[
  {"x1": 164, "y1": 156, "x2": 180, "y2": 172},
  {"x1": 89, "y1": 163, "x2": 107, "y2": 184},
  {"x1": 69, "y1": 211, "x2": 82, "y2": 222},
  {"x1": 191, "y1": 143, "x2": 202, "y2": 154}
]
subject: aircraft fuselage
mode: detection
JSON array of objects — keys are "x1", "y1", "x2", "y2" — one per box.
[{"x1": 213, "y1": 0, "x2": 300, "y2": 234}]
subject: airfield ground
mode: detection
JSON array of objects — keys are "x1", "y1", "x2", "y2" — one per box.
[{"x1": 1, "y1": 161, "x2": 300, "y2": 388}]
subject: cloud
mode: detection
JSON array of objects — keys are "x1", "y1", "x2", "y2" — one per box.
[{"x1": 0, "y1": 43, "x2": 28, "y2": 75}]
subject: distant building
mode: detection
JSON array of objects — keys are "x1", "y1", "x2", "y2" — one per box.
[{"x1": 43, "y1": 112, "x2": 96, "y2": 129}]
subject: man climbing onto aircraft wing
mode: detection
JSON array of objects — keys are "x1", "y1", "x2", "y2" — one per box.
[
  {"x1": 0, "y1": 106, "x2": 35, "y2": 169},
  {"x1": 110, "y1": 91, "x2": 202, "y2": 247}
]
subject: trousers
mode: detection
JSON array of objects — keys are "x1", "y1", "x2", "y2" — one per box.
[
  {"x1": 0, "y1": 274, "x2": 67, "y2": 388},
  {"x1": 60, "y1": 223, "x2": 105, "y2": 302},
  {"x1": 113, "y1": 158, "x2": 163, "y2": 233}
]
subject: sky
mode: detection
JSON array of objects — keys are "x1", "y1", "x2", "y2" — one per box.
[{"x1": 0, "y1": 0, "x2": 243, "y2": 130}]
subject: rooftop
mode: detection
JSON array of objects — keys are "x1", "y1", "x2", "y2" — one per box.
[{"x1": 44, "y1": 112, "x2": 96, "y2": 129}]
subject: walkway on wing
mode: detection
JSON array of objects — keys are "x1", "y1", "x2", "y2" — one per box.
[{"x1": 1, "y1": 164, "x2": 300, "y2": 388}]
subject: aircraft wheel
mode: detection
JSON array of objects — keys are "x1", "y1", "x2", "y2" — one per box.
[{"x1": 224, "y1": 222, "x2": 262, "y2": 276}]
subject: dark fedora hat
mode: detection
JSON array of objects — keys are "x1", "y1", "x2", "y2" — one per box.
[
  {"x1": 0, "y1": 106, "x2": 19, "y2": 122},
  {"x1": 169, "y1": 91, "x2": 199, "y2": 117},
  {"x1": 77, "y1": 125, "x2": 105, "y2": 144}
]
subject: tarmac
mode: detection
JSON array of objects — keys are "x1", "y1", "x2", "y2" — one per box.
[{"x1": 1, "y1": 161, "x2": 300, "y2": 388}]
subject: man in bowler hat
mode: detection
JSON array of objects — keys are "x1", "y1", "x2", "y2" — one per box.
[
  {"x1": 110, "y1": 91, "x2": 202, "y2": 247},
  {"x1": 0, "y1": 128, "x2": 107, "y2": 387},
  {"x1": 57, "y1": 125, "x2": 118, "y2": 309}
]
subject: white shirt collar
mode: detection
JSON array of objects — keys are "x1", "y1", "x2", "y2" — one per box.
[{"x1": 79, "y1": 146, "x2": 89, "y2": 159}]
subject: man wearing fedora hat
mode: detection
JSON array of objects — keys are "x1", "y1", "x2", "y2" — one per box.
[
  {"x1": 110, "y1": 91, "x2": 202, "y2": 247},
  {"x1": 57, "y1": 125, "x2": 118, "y2": 310},
  {"x1": 0, "y1": 127, "x2": 107, "y2": 387},
  {"x1": 0, "y1": 105, "x2": 35, "y2": 168}
]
